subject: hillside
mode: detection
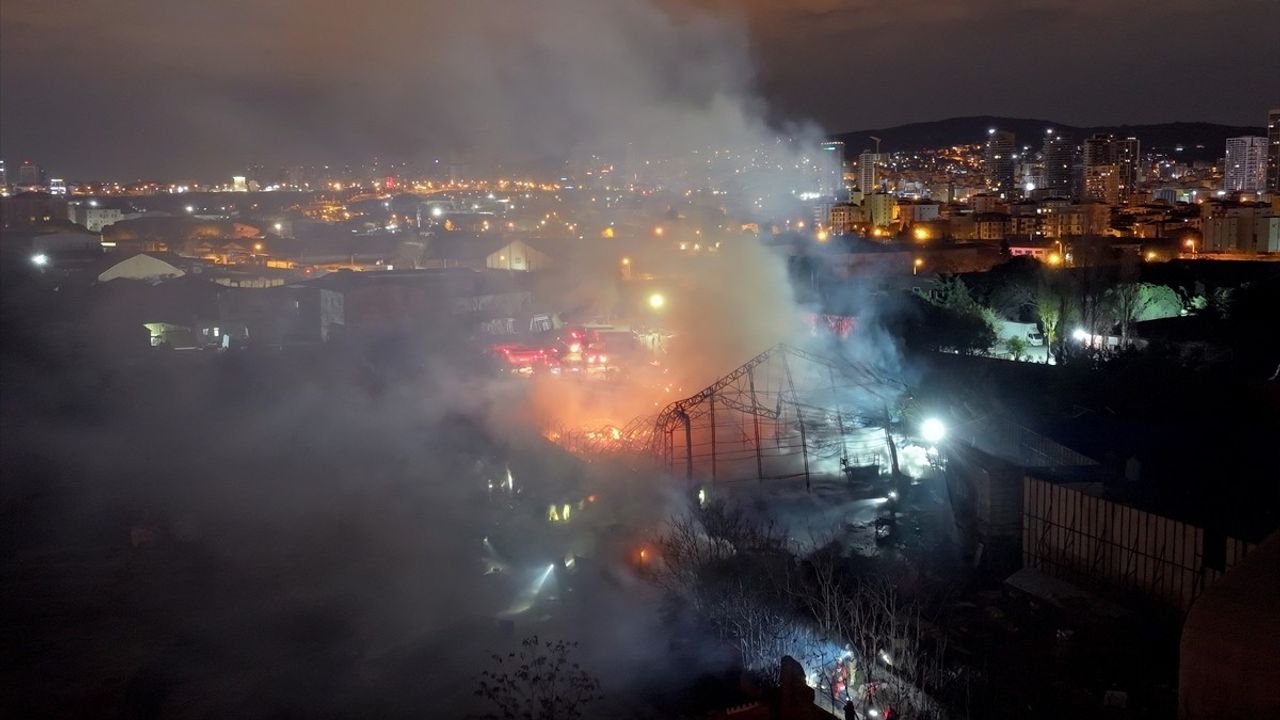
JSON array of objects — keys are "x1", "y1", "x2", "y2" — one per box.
[{"x1": 831, "y1": 115, "x2": 1266, "y2": 162}]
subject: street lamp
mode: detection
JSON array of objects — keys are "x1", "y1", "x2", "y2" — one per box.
[
  {"x1": 647, "y1": 292, "x2": 666, "y2": 310},
  {"x1": 31, "y1": 253, "x2": 48, "y2": 267},
  {"x1": 913, "y1": 257, "x2": 923, "y2": 276},
  {"x1": 921, "y1": 418, "x2": 946, "y2": 445}
]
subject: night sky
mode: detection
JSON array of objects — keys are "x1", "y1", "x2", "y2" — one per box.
[{"x1": 2, "y1": 0, "x2": 1277, "y2": 179}]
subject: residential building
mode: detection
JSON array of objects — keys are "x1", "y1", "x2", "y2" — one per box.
[
  {"x1": 897, "y1": 201, "x2": 940, "y2": 224},
  {"x1": 827, "y1": 203, "x2": 864, "y2": 234},
  {"x1": 1268, "y1": 109, "x2": 1280, "y2": 193},
  {"x1": 864, "y1": 192, "x2": 897, "y2": 228},
  {"x1": 1042, "y1": 202, "x2": 1110, "y2": 238},
  {"x1": 970, "y1": 193, "x2": 1006, "y2": 214},
  {"x1": 985, "y1": 129, "x2": 1017, "y2": 192},
  {"x1": 926, "y1": 182, "x2": 954, "y2": 203},
  {"x1": 1008, "y1": 214, "x2": 1044, "y2": 238},
  {"x1": 1224, "y1": 136, "x2": 1268, "y2": 194},
  {"x1": 973, "y1": 212, "x2": 1010, "y2": 241},
  {"x1": 817, "y1": 141, "x2": 845, "y2": 199},
  {"x1": 857, "y1": 151, "x2": 881, "y2": 192},
  {"x1": 1083, "y1": 134, "x2": 1140, "y2": 202},
  {"x1": 1041, "y1": 129, "x2": 1076, "y2": 198},
  {"x1": 1083, "y1": 164, "x2": 1122, "y2": 205}
]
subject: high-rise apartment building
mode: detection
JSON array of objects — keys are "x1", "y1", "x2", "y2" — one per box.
[
  {"x1": 1041, "y1": 129, "x2": 1076, "y2": 198},
  {"x1": 984, "y1": 129, "x2": 1016, "y2": 192},
  {"x1": 858, "y1": 151, "x2": 881, "y2": 193},
  {"x1": 1224, "y1": 136, "x2": 1268, "y2": 193},
  {"x1": 818, "y1": 141, "x2": 846, "y2": 199},
  {"x1": 1083, "y1": 134, "x2": 1140, "y2": 202},
  {"x1": 1266, "y1": 109, "x2": 1279, "y2": 193}
]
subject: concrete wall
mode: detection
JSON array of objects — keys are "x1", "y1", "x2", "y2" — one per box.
[{"x1": 1179, "y1": 531, "x2": 1280, "y2": 719}]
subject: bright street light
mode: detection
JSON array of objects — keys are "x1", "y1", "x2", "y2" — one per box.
[
  {"x1": 1072, "y1": 327, "x2": 1088, "y2": 342},
  {"x1": 648, "y1": 292, "x2": 666, "y2": 310},
  {"x1": 31, "y1": 253, "x2": 49, "y2": 267},
  {"x1": 921, "y1": 417, "x2": 946, "y2": 445}
]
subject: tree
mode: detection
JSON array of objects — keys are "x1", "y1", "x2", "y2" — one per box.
[
  {"x1": 932, "y1": 275, "x2": 980, "y2": 316},
  {"x1": 919, "y1": 276, "x2": 997, "y2": 355},
  {"x1": 475, "y1": 636, "x2": 602, "y2": 720},
  {"x1": 1034, "y1": 278, "x2": 1070, "y2": 362},
  {"x1": 1005, "y1": 336, "x2": 1027, "y2": 361},
  {"x1": 1104, "y1": 282, "x2": 1183, "y2": 347},
  {"x1": 904, "y1": 301, "x2": 996, "y2": 355},
  {"x1": 978, "y1": 256, "x2": 1041, "y2": 321},
  {"x1": 784, "y1": 549, "x2": 949, "y2": 719},
  {"x1": 1105, "y1": 282, "x2": 1141, "y2": 348}
]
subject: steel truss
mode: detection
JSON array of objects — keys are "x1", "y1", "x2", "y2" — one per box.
[{"x1": 651, "y1": 343, "x2": 903, "y2": 488}]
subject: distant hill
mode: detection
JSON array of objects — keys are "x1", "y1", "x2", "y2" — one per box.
[{"x1": 830, "y1": 115, "x2": 1266, "y2": 162}]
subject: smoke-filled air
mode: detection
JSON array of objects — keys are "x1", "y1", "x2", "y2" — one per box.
[
  {"x1": 1, "y1": 1, "x2": 926, "y2": 719},
  {"x1": 8, "y1": 0, "x2": 1280, "y2": 718}
]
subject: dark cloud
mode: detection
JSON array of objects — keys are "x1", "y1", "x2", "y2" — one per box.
[{"x1": 1, "y1": 0, "x2": 1276, "y2": 178}]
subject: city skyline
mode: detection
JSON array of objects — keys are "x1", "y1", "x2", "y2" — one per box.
[{"x1": 2, "y1": 0, "x2": 1278, "y2": 178}]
